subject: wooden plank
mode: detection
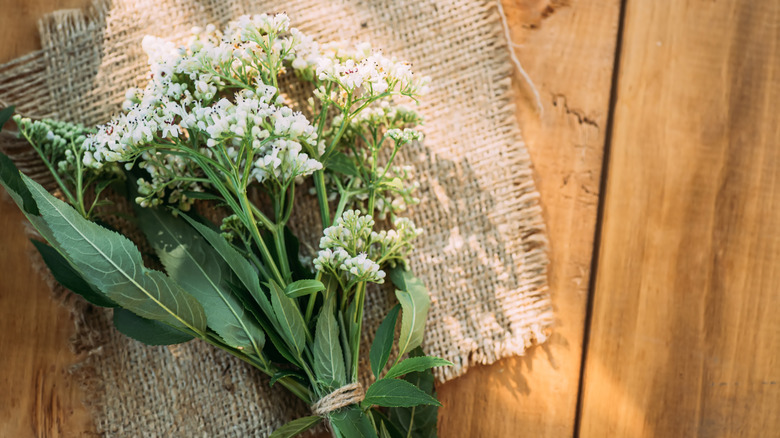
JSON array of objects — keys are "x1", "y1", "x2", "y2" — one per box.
[
  {"x1": 579, "y1": 0, "x2": 780, "y2": 436},
  {"x1": 0, "y1": 203, "x2": 97, "y2": 437},
  {"x1": 437, "y1": 1, "x2": 621, "y2": 436}
]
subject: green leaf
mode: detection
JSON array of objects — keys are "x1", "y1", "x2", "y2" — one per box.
[
  {"x1": 325, "y1": 152, "x2": 359, "y2": 176},
  {"x1": 179, "y1": 214, "x2": 275, "y2": 325},
  {"x1": 229, "y1": 280, "x2": 300, "y2": 366},
  {"x1": 388, "y1": 348, "x2": 440, "y2": 438},
  {"x1": 24, "y1": 175, "x2": 207, "y2": 332},
  {"x1": 269, "y1": 280, "x2": 308, "y2": 357},
  {"x1": 389, "y1": 267, "x2": 430, "y2": 357},
  {"x1": 329, "y1": 406, "x2": 378, "y2": 438},
  {"x1": 370, "y1": 304, "x2": 400, "y2": 378},
  {"x1": 285, "y1": 279, "x2": 325, "y2": 298},
  {"x1": 269, "y1": 415, "x2": 322, "y2": 438},
  {"x1": 31, "y1": 239, "x2": 117, "y2": 308},
  {"x1": 313, "y1": 295, "x2": 345, "y2": 389},
  {"x1": 269, "y1": 370, "x2": 305, "y2": 387},
  {"x1": 364, "y1": 379, "x2": 441, "y2": 408},
  {"x1": 137, "y1": 207, "x2": 265, "y2": 352},
  {"x1": 383, "y1": 356, "x2": 452, "y2": 380},
  {"x1": 0, "y1": 150, "x2": 39, "y2": 215},
  {"x1": 0, "y1": 106, "x2": 14, "y2": 132},
  {"x1": 113, "y1": 308, "x2": 194, "y2": 345}
]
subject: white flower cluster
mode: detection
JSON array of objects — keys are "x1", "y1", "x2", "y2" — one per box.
[
  {"x1": 313, "y1": 210, "x2": 424, "y2": 283},
  {"x1": 369, "y1": 217, "x2": 424, "y2": 266},
  {"x1": 292, "y1": 39, "x2": 430, "y2": 104},
  {"x1": 314, "y1": 210, "x2": 385, "y2": 284},
  {"x1": 83, "y1": 14, "x2": 332, "y2": 208}
]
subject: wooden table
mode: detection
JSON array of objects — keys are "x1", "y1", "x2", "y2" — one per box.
[{"x1": 1, "y1": 0, "x2": 778, "y2": 436}]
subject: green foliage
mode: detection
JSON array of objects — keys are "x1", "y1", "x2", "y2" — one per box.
[
  {"x1": 31, "y1": 239, "x2": 117, "y2": 308},
  {"x1": 0, "y1": 150, "x2": 39, "y2": 215},
  {"x1": 364, "y1": 379, "x2": 441, "y2": 408},
  {"x1": 329, "y1": 406, "x2": 379, "y2": 438},
  {"x1": 24, "y1": 175, "x2": 207, "y2": 333},
  {"x1": 269, "y1": 280, "x2": 309, "y2": 357},
  {"x1": 137, "y1": 207, "x2": 265, "y2": 352},
  {"x1": 285, "y1": 279, "x2": 325, "y2": 298},
  {"x1": 180, "y1": 214, "x2": 274, "y2": 324},
  {"x1": 389, "y1": 267, "x2": 430, "y2": 357},
  {"x1": 313, "y1": 295, "x2": 345, "y2": 390},
  {"x1": 269, "y1": 415, "x2": 322, "y2": 438},
  {"x1": 383, "y1": 356, "x2": 452, "y2": 380},
  {"x1": 113, "y1": 308, "x2": 194, "y2": 345},
  {"x1": 370, "y1": 304, "x2": 400, "y2": 378},
  {"x1": 387, "y1": 348, "x2": 441, "y2": 438},
  {"x1": 0, "y1": 106, "x2": 14, "y2": 131}
]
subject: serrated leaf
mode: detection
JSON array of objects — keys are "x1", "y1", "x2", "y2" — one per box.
[
  {"x1": 269, "y1": 280, "x2": 308, "y2": 357},
  {"x1": 113, "y1": 308, "x2": 194, "y2": 345},
  {"x1": 325, "y1": 151, "x2": 359, "y2": 176},
  {"x1": 329, "y1": 406, "x2": 378, "y2": 438},
  {"x1": 370, "y1": 304, "x2": 400, "y2": 378},
  {"x1": 0, "y1": 150, "x2": 39, "y2": 215},
  {"x1": 388, "y1": 348, "x2": 440, "y2": 438},
  {"x1": 24, "y1": 175, "x2": 206, "y2": 332},
  {"x1": 313, "y1": 294, "x2": 345, "y2": 389},
  {"x1": 179, "y1": 213, "x2": 275, "y2": 325},
  {"x1": 364, "y1": 379, "x2": 441, "y2": 408},
  {"x1": 31, "y1": 239, "x2": 117, "y2": 308},
  {"x1": 383, "y1": 356, "x2": 452, "y2": 380},
  {"x1": 137, "y1": 207, "x2": 264, "y2": 352},
  {"x1": 285, "y1": 279, "x2": 325, "y2": 298},
  {"x1": 0, "y1": 106, "x2": 14, "y2": 131},
  {"x1": 269, "y1": 415, "x2": 322, "y2": 438},
  {"x1": 389, "y1": 268, "x2": 430, "y2": 357}
]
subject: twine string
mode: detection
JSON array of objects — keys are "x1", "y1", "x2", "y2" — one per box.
[{"x1": 310, "y1": 383, "x2": 365, "y2": 417}]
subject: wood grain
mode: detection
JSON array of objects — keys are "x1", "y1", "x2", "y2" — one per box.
[
  {"x1": 0, "y1": 202, "x2": 97, "y2": 437},
  {"x1": 437, "y1": 1, "x2": 620, "y2": 437},
  {"x1": 579, "y1": 0, "x2": 780, "y2": 436}
]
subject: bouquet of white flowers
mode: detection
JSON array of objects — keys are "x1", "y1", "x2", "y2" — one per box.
[{"x1": 0, "y1": 13, "x2": 449, "y2": 438}]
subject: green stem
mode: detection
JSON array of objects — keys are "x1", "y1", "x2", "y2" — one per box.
[
  {"x1": 238, "y1": 190, "x2": 285, "y2": 285},
  {"x1": 350, "y1": 281, "x2": 367, "y2": 382},
  {"x1": 273, "y1": 224, "x2": 292, "y2": 282},
  {"x1": 313, "y1": 169, "x2": 331, "y2": 229},
  {"x1": 20, "y1": 130, "x2": 77, "y2": 208},
  {"x1": 304, "y1": 271, "x2": 324, "y2": 324}
]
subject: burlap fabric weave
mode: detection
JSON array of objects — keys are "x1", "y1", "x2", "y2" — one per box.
[{"x1": 0, "y1": 0, "x2": 553, "y2": 435}]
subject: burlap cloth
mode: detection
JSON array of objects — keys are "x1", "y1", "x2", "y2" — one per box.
[{"x1": 0, "y1": 0, "x2": 553, "y2": 435}]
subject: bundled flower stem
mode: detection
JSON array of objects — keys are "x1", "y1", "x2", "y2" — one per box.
[{"x1": 0, "y1": 13, "x2": 449, "y2": 438}]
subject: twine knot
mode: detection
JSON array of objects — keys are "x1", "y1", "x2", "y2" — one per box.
[{"x1": 310, "y1": 383, "x2": 365, "y2": 417}]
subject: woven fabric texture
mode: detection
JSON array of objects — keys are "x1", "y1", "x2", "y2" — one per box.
[{"x1": 0, "y1": 0, "x2": 552, "y2": 435}]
